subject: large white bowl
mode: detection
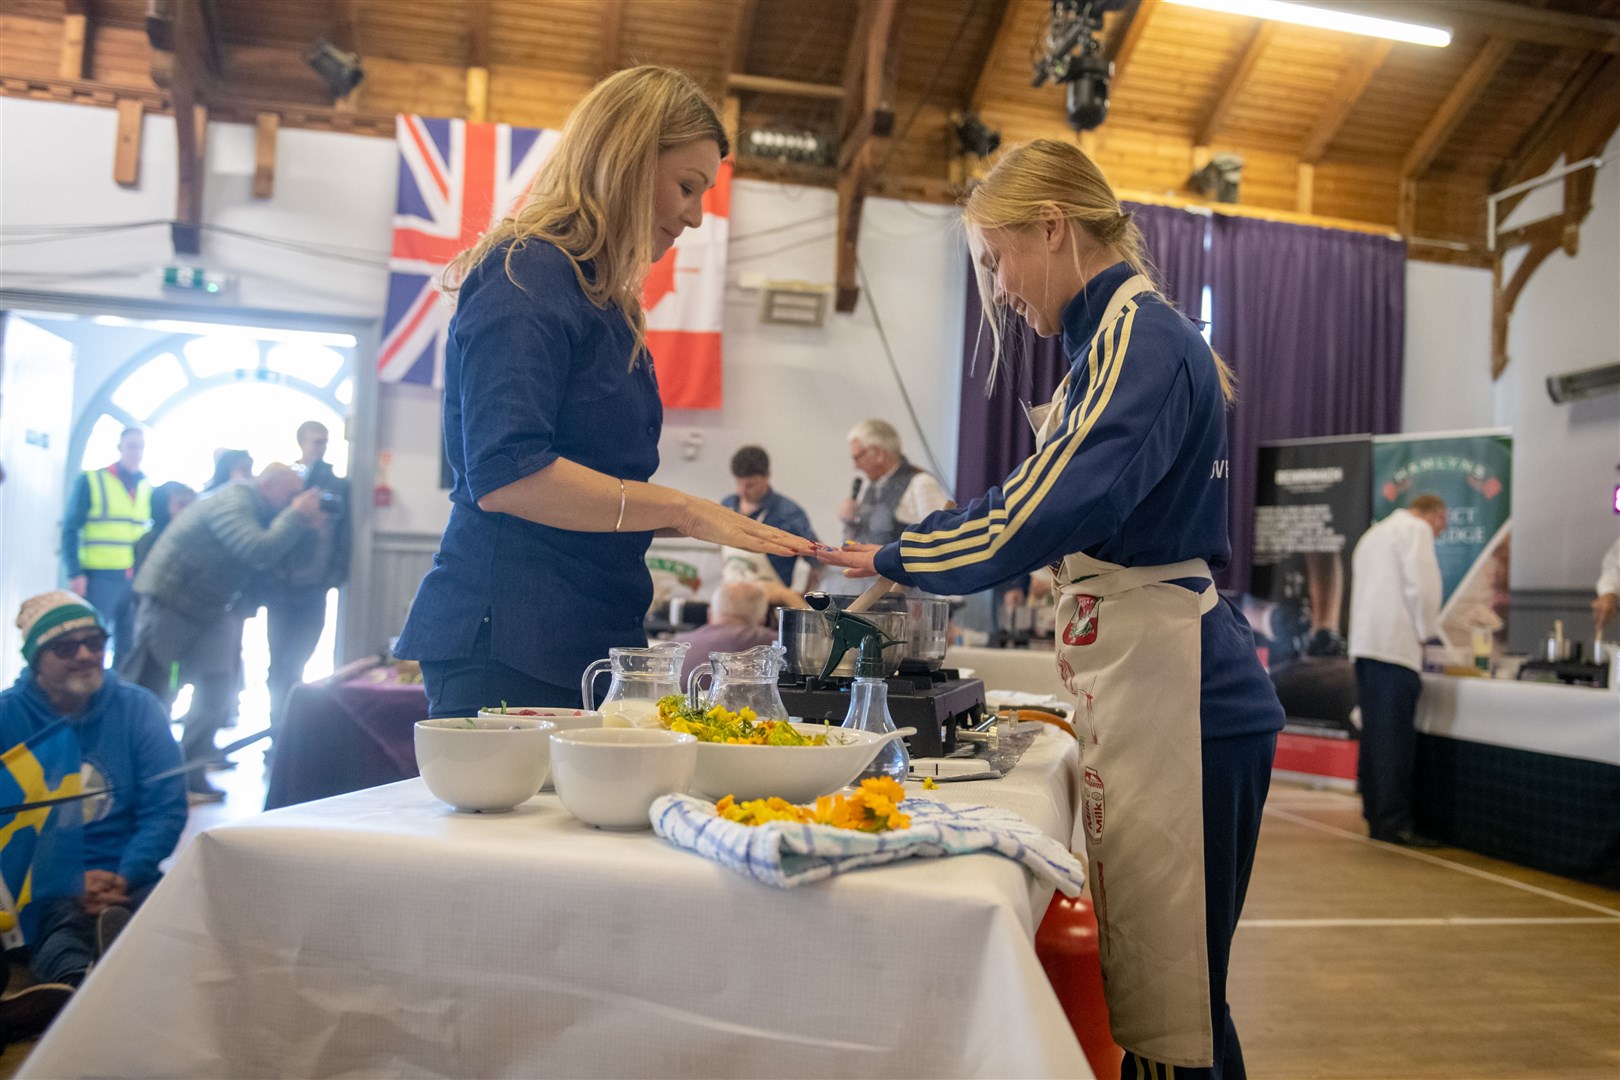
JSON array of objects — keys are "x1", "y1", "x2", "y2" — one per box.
[
  {"x1": 477, "y1": 706, "x2": 603, "y2": 790},
  {"x1": 550, "y1": 728, "x2": 697, "y2": 830},
  {"x1": 415, "y1": 716, "x2": 555, "y2": 813},
  {"x1": 688, "y1": 723, "x2": 895, "y2": 803}
]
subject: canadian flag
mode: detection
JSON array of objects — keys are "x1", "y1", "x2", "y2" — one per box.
[{"x1": 644, "y1": 161, "x2": 730, "y2": 409}]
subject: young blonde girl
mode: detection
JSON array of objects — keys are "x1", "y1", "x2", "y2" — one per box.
[{"x1": 822, "y1": 139, "x2": 1283, "y2": 1080}]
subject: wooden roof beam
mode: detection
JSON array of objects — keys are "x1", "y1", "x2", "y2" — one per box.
[
  {"x1": 1401, "y1": 36, "x2": 1515, "y2": 180},
  {"x1": 1106, "y1": 0, "x2": 1154, "y2": 90},
  {"x1": 61, "y1": 0, "x2": 89, "y2": 80},
  {"x1": 726, "y1": 0, "x2": 758, "y2": 77},
  {"x1": 1299, "y1": 38, "x2": 1392, "y2": 164},
  {"x1": 601, "y1": 0, "x2": 624, "y2": 77},
  {"x1": 327, "y1": 0, "x2": 359, "y2": 53},
  {"x1": 1196, "y1": 20, "x2": 1275, "y2": 147},
  {"x1": 1494, "y1": 52, "x2": 1616, "y2": 191},
  {"x1": 727, "y1": 74, "x2": 844, "y2": 100},
  {"x1": 968, "y1": 0, "x2": 1020, "y2": 115},
  {"x1": 836, "y1": 0, "x2": 901, "y2": 313},
  {"x1": 466, "y1": 0, "x2": 491, "y2": 122},
  {"x1": 1397, "y1": 0, "x2": 1620, "y2": 54},
  {"x1": 1492, "y1": 54, "x2": 1620, "y2": 220}
]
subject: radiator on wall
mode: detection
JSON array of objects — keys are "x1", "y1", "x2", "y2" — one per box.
[{"x1": 358, "y1": 532, "x2": 440, "y2": 655}]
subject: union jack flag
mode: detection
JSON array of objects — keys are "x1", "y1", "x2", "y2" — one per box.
[{"x1": 379, "y1": 114, "x2": 730, "y2": 409}]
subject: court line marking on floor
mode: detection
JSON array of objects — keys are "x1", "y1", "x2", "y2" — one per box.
[
  {"x1": 1263, "y1": 805, "x2": 1620, "y2": 919},
  {"x1": 1239, "y1": 916, "x2": 1620, "y2": 928}
]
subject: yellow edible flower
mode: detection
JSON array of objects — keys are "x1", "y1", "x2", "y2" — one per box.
[
  {"x1": 719, "y1": 777, "x2": 913, "y2": 833},
  {"x1": 921, "y1": 776, "x2": 938, "y2": 790}
]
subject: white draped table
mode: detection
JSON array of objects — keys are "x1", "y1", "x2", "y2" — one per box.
[{"x1": 24, "y1": 728, "x2": 1089, "y2": 1079}]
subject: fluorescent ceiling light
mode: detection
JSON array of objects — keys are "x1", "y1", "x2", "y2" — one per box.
[{"x1": 1164, "y1": 0, "x2": 1452, "y2": 47}]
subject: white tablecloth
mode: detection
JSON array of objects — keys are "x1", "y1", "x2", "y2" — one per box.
[
  {"x1": 948, "y1": 644, "x2": 1069, "y2": 701},
  {"x1": 1416, "y1": 675, "x2": 1620, "y2": 766},
  {"x1": 24, "y1": 730, "x2": 1089, "y2": 1079}
]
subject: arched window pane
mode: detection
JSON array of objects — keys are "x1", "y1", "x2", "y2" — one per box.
[
  {"x1": 80, "y1": 414, "x2": 125, "y2": 471},
  {"x1": 184, "y1": 336, "x2": 259, "y2": 380},
  {"x1": 333, "y1": 377, "x2": 353, "y2": 406},
  {"x1": 266, "y1": 343, "x2": 343, "y2": 388},
  {"x1": 109, "y1": 353, "x2": 187, "y2": 422}
]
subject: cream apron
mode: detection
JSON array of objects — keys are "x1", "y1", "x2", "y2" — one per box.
[{"x1": 1029, "y1": 275, "x2": 1217, "y2": 1068}]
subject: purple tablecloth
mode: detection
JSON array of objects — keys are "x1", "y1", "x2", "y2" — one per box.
[{"x1": 264, "y1": 670, "x2": 429, "y2": 810}]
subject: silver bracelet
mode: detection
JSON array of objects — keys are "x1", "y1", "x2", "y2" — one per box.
[{"x1": 614, "y1": 478, "x2": 627, "y2": 533}]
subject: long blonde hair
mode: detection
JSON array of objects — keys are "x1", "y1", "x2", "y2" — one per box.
[
  {"x1": 962, "y1": 139, "x2": 1236, "y2": 402},
  {"x1": 443, "y1": 66, "x2": 728, "y2": 365}
]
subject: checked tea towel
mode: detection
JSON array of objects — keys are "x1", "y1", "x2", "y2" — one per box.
[{"x1": 651, "y1": 794, "x2": 1085, "y2": 893}]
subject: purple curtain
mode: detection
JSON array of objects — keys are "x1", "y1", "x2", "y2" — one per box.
[
  {"x1": 1130, "y1": 201, "x2": 1209, "y2": 318},
  {"x1": 953, "y1": 200, "x2": 1210, "y2": 503},
  {"x1": 1209, "y1": 215, "x2": 1407, "y2": 593}
]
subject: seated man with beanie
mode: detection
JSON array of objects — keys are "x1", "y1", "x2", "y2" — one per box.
[{"x1": 0, "y1": 592, "x2": 187, "y2": 1043}]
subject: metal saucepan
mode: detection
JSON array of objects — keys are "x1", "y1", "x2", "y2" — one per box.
[
  {"x1": 867, "y1": 595, "x2": 951, "y2": 671},
  {"x1": 777, "y1": 607, "x2": 909, "y2": 678}
]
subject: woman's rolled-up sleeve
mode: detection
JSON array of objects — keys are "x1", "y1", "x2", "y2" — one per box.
[{"x1": 453, "y1": 256, "x2": 579, "y2": 502}]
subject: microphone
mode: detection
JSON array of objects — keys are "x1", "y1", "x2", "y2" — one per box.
[{"x1": 850, "y1": 478, "x2": 862, "y2": 499}]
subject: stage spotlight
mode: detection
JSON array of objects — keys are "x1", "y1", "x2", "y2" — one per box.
[
  {"x1": 954, "y1": 113, "x2": 1002, "y2": 158},
  {"x1": 1032, "y1": 0, "x2": 1131, "y2": 133},
  {"x1": 306, "y1": 38, "x2": 364, "y2": 99}
]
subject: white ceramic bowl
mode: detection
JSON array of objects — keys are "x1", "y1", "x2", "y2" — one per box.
[
  {"x1": 415, "y1": 716, "x2": 555, "y2": 813},
  {"x1": 688, "y1": 723, "x2": 895, "y2": 803},
  {"x1": 549, "y1": 728, "x2": 697, "y2": 830},
  {"x1": 477, "y1": 707, "x2": 603, "y2": 790}
]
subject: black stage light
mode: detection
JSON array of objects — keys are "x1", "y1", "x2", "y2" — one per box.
[
  {"x1": 1190, "y1": 153, "x2": 1244, "y2": 203},
  {"x1": 1032, "y1": 0, "x2": 1130, "y2": 133},
  {"x1": 306, "y1": 38, "x2": 365, "y2": 99},
  {"x1": 954, "y1": 113, "x2": 1002, "y2": 158}
]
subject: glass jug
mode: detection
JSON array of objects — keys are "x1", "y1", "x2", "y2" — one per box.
[
  {"x1": 686, "y1": 644, "x2": 790, "y2": 722},
  {"x1": 581, "y1": 642, "x2": 690, "y2": 729}
]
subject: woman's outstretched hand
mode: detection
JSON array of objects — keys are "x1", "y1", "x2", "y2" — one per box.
[
  {"x1": 816, "y1": 542, "x2": 881, "y2": 579},
  {"x1": 673, "y1": 496, "x2": 817, "y2": 558}
]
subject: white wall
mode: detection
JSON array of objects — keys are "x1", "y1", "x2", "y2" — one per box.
[
  {"x1": 1403, "y1": 127, "x2": 1620, "y2": 590},
  {"x1": 1401, "y1": 261, "x2": 1494, "y2": 433},
  {"x1": 0, "y1": 98, "x2": 395, "y2": 317}
]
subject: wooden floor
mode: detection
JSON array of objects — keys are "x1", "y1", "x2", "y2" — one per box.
[
  {"x1": 1232, "y1": 783, "x2": 1620, "y2": 1080},
  {"x1": 2, "y1": 773, "x2": 1616, "y2": 1078}
]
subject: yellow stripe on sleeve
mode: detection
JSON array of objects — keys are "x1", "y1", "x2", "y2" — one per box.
[
  {"x1": 901, "y1": 304, "x2": 1136, "y2": 573},
  {"x1": 898, "y1": 306, "x2": 1132, "y2": 558}
]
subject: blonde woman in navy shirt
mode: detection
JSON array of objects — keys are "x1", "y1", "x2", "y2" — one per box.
[
  {"x1": 396, "y1": 68, "x2": 812, "y2": 717},
  {"x1": 821, "y1": 140, "x2": 1284, "y2": 1080}
]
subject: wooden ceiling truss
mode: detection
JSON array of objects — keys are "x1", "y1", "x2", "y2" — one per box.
[{"x1": 3, "y1": 0, "x2": 1620, "y2": 278}]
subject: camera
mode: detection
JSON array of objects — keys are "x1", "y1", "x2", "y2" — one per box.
[{"x1": 318, "y1": 491, "x2": 343, "y2": 515}]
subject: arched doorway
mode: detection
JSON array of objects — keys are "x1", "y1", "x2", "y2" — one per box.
[{"x1": 70, "y1": 325, "x2": 356, "y2": 726}]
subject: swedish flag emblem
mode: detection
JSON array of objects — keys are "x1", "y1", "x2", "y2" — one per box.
[{"x1": 0, "y1": 721, "x2": 84, "y2": 947}]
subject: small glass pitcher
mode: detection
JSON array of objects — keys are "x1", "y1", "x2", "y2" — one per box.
[
  {"x1": 581, "y1": 642, "x2": 690, "y2": 729},
  {"x1": 686, "y1": 643, "x2": 790, "y2": 722}
]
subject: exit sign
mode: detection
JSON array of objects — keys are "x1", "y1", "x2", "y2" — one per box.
[{"x1": 162, "y1": 265, "x2": 233, "y2": 294}]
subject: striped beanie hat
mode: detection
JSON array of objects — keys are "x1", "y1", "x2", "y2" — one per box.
[{"x1": 17, "y1": 591, "x2": 105, "y2": 665}]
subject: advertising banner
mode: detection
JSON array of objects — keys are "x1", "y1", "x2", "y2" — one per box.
[
  {"x1": 1372, "y1": 431, "x2": 1513, "y2": 646},
  {"x1": 1244, "y1": 437, "x2": 1373, "y2": 731}
]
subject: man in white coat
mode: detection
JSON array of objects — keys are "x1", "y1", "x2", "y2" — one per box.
[
  {"x1": 1348, "y1": 493, "x2": 1447, "y2": 847},
  {"x1": 1593, "y1": 534, "x2": 1620, "y2": 635}
]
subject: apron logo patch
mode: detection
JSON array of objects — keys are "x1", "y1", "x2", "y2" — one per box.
[
  {"x1": 1062, "y1": 595, "x2": 1101, "y2": 646},
  {"x1": 1083, "y1": 766, "x2": 1105, "y2": 843}
]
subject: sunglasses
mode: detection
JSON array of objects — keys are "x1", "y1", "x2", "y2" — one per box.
[{"x1": 43, "y1": 632, "x2": 108, "y2": 660}]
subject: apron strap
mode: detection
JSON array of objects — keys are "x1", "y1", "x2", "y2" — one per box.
[{"x1": 1060, "y1": 557, "x2": 1220, "y2": 614}]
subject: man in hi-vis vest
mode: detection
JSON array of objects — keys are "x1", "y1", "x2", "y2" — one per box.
[{"x1": 61, "y1": 427, "x2": 151, "y2": 668}]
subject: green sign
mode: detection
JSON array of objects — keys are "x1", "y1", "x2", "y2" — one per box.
[{"x1": 1372, "y1": 433, "x2": 1512, "y2": 604}]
